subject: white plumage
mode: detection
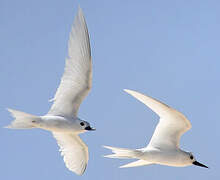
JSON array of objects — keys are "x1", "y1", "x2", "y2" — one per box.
[
  {"x1": 104, "y1": 89, "x2": 208, "y2": 169},
  {"x1": 7, "y1": 8, "x2": 94, "y2": 175},
  {"x1": 124, "y1": 89, "x2": 191, "y2": 149},
  {"x1": 53, "y1": 133, "x2": 89, "y2": 175},
  {"x1": 48, "y1": 8, "x2": 92, "y2": 118}
]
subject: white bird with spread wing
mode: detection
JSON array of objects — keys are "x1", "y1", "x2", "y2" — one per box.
[
  {"x1": 104, "y1": 89, "x2": 208, "y2": 169},
  {"x1": 6, "y1": 8, "x2": 95, "y2": 175}
]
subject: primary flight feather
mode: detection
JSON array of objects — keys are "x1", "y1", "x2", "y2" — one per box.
[{"x1": 6, "y1": 8, "x2": 95, "y2": 175}]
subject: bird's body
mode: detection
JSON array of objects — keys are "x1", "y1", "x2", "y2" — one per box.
[
  {"x1": 138, "y1": 148, "x2": 191, "y2": 167},
  {"x1": 104, "y1": 89, "x2": 208, "y2": 169},
  {"x1": 33, "y1": 115, "x2": 85, "y2": 133},
  {"x1": 104, "y1": 146, "x2": 193, "y2": 168},
  {"x1": 6, "y1": 8, "x2": 94, "y2": 175}
]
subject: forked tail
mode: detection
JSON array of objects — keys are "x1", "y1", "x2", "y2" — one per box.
[
  {"x1": 103, "y1": 145, "x2": 141, "y2": 159},
  {"x1": 103, "y1": 145, "x2": 152, "y2": 168},
  {"x1": 6, "y1": 109, "x2": 41, "y2": 129}
]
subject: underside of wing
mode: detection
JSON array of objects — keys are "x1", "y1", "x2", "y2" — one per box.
[
  {"x1": 148, "y1": 116, "x2": 191, "y2": 149},
  {"x1": 124, "y1": 89, "x2": 172, "y2": 117},
  {"x1": 48, "y1": 8, "x2": 92, "y2": 118},
  {"x1": 124, "y1": 89, "x2": 191, "y2": 149},
  {"x1": 53, "y1": 132, "x2": 89, "y2": 175}
]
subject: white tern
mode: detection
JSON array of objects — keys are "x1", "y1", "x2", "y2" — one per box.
[
  {"x1": 104, "y1": 89, "x2": 208, "y2": 169},
  {"x1": 6, "y1": 8, "x2": 95, "y2": 175}
]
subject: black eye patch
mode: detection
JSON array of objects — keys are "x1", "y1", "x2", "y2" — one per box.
[
  {"x1": 190, "y1": 155, "x2": 193, "y2": 160},
  {"x1": 80, "y1": 122, "x2": 85, "y2": 126}
]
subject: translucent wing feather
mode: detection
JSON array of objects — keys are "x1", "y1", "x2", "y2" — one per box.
[
  {"x1": 124, "y1": 89, "x2": 191, "y2": 149},
  {"x1": 53, "y1": 132, "x2": 89, "y2": 175},
  {"x1": 48, "y1": 8, "x2": 92, "y2": 118}
]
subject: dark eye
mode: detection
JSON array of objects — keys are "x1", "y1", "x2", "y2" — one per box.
[
  {"x1": 190, "y1": 155, "x2": 193, "y2": 160},
  {"x1": 80, "y1": 122, "x2": 85, "y2": 126}
]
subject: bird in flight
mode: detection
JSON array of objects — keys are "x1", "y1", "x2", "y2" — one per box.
[
  {"x1": 104, "y1": 89, "x2": 208, "y2": 169},
  {"x1": 6, "y1": 8, "x2": 94, "y2": 175}
]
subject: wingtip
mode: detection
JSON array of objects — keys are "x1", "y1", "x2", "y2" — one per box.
[
  {"x1": 77, "y1": 6, "x2": 83, "y2": 15},
  {"x1": 76, "y1": 164, "x2": 87, "y2": 176},
  {"x1": 124, "y1": 89, "x2": 135, "y2": 92},
  {"x1": 123, "y1": 89, "x2": 131, "y2": 93},
  {"x1": 74, "y1": 170, "x2": 84, "y2": 176},
  {"x1": 76, "y1": 6, "x2": 85, "y2": 20},
  {"x1": 124, "y1": 89, "x2": 137, "y2": 95}
]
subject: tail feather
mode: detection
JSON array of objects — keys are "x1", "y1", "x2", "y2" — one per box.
[
  {"x1": 103, "y1": 145, "x2": 142, "y2": 159},
  {"x1": 104, "y1": 154, "x2": 131, "y2": 159},
  {"x1": 103, "y1": 145, "x2": 152, "y2": 168},
  {"x1": 6, "y1": 108, "x2": 40, "y2": 129},
  {"x1": 119, "y1": 159, "x2": 152, "y2": 168}
]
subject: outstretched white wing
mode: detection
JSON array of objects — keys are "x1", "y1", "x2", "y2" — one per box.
[
  {"x1": 53, "y1": 132, "x2": 89, "y2": 175},
  {"x1": 48, "y1": 8, "x2": 92, "y2": 118},
  {"x1": 124, "y1": 89, "x2": 191, "y2": 149}
]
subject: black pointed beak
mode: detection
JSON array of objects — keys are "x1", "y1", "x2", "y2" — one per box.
[
  {"x1": 85, "y1": 126, "x2": 96, "y2": 131},
  {"x1": 193, "y1": 161, "x2": 208, "y2": 168}
]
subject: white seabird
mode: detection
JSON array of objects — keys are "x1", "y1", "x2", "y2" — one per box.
[
  {"x1": 104, "y1": 89, "x2": 208, "y2": 169},
  {"x1": 6, "y1": 8, "x2": 94, "y2": 175}
]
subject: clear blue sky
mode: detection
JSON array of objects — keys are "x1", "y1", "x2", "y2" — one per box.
[{"x1": 1, "y1": 0, "x2": 219, "y2": 179}]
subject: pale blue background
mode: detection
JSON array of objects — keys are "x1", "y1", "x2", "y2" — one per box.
[{"x1": 1, "y1": 0, "x2": 219, "y2": 179}]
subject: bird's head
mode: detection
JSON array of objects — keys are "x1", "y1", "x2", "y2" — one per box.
[
  {"x1": 187, "y1": 152, "x2": 208, "y2": 168},
  {"x1": 77, "y1": 119, "x2": 95, "y2": 133}
]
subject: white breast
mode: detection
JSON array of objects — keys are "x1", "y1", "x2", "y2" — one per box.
[
  {"x1": 38, "y1": 115, "x2": 79, "y2": 132},
  {"x1": 142, "y1": 148, "x2": 191, "y2": 167}
]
